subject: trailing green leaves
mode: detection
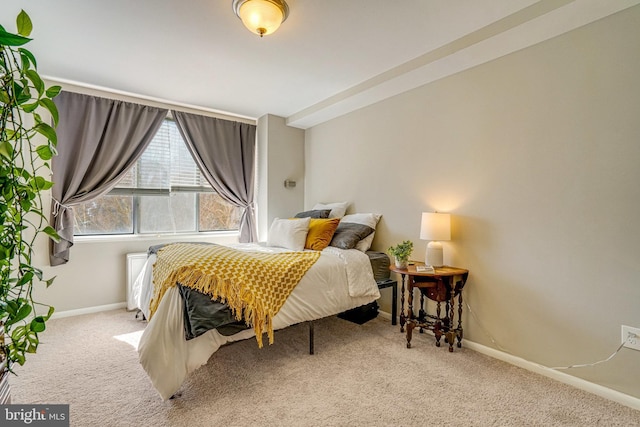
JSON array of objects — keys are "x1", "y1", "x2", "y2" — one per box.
[
  {"x1": 0, "y1": 141, "x2": 13, "y2": 159},
  {"x1": 35, "y1": 144, "x2": 55, "y2": 161},
  {"x1": 0, "y1": 10, "x2": 59, "y2": 370},
  {"x1": 43, "y1": 226, "x2": 60, "y2": 243},
  {"x1": 25, "y1": 70, "x2": 44, "y2": 96},
  {"x1": 18, "y1": 48, "x2": 37, "y2": 69},
  {"x1": 39, "y1": 98, "x2": 59, "y2": 126},
  {"x1": 0, "y1": 29, "x2": 31, "y2": 47},
  {"x1": 16, "y1": 10, "x2": 33, "y2": 37},
  {"x1": 45, "y1": 85, "x2": 61, "y2": 98},
  {"x1": 34, "y1": 122, "x2": 57, "y2": 146},
  {"x1": 30, "y1": 176, "x2": 54, "y2": 191}
]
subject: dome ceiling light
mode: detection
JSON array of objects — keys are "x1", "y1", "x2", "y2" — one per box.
[{"x1": 232, "y1": 0, "x2": 290, "y2": 37}]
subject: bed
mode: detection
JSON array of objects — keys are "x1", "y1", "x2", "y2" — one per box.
[{"x1": 135, "y1": 210, "x2": 385, "y2": 400}]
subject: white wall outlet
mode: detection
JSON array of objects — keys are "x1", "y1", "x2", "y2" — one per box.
[{"x1": 621, "y1": 325, "x2": 640, "y2": 351}]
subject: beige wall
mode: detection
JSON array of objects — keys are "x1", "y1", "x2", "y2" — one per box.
[
  {"x1": 305, "y1": 7, "x2": 640, "y2": 398},
  {"x1": 256, "y1": 114, "x2": 305, "y2": 240}
]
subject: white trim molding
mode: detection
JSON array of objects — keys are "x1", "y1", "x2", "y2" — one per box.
[
  {"x1": 51, "y1": 302, "x2": 127, "y2": 320},
  {"x1": 463, "y1": 341, "x2": 640, "y2": 411},
  {"x1": 378, "y1": 310, "x2": 640, "y2": 411}
]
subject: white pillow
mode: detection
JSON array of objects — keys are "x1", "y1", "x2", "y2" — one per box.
[
  {"x1": 340, "y1": 213, "x2": 382, "y2": 252},
  {"x1": 312, "y1": 202, "x2": 349, "y2": 219},
  {"x1": 266, "y1": 217, "x2": 311, "y2": 251}
]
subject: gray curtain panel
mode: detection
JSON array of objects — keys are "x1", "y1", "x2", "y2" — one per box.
[
  {"x1": 50, "y1": 91, "x2": 168, "y2": 266},
  {"x1": 172, "y1": 111, "x2": 257, "y2": 243}
]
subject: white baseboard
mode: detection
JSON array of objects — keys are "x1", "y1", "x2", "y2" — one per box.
[
  {"x1": 51, "y1": 302, "x2": 127, "y2": 320},
  {"x1": 379, "y1": 308, "x2": 640, "y2": 412},
  {"x1": 463, "y1": 340, "x2": 640, "y2": 411},
  {"x1": 378, "y1": 310, "x2": 392, "y2": 322}
]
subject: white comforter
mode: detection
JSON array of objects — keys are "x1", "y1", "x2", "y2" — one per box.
[{"x1": 136, "y1": 243, "x2": 380, "y2": 400}]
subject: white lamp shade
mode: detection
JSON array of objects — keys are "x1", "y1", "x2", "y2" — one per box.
[{"x1": 420, "y1": 212, "x2": 451, "y2": 241}]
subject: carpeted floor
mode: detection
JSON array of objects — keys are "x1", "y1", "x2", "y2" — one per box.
[{"x1": 10, "y1": 309, "x2": 640, "y2": 426}]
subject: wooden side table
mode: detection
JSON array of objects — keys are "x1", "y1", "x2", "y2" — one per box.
[{"x1": 390, "y1": 263, "x2": 469, "y2": 352}]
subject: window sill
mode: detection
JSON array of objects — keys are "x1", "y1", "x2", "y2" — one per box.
[{"x1": 73, "y1": 230, "x2": 239, "y2": 244}]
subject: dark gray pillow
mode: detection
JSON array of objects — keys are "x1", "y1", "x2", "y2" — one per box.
[
  {"x1": 294, "y1": 209, "x2": 331, "y2": 219},
  {"x1": 329, "y1": 222, "x2": 375, "y2": 250}
]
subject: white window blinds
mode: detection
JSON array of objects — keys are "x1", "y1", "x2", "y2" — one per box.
[{"x1": 112, "y1": 119, "x2": 210, "y2": 194}]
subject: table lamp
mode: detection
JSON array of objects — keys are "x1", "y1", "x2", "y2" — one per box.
[{"x1": 420, "y1": 212, "x2": 451, "y2": 267}]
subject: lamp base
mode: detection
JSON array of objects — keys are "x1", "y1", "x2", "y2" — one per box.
[{"x1": 426, "y1": 241, "x2": 444, "y2": 267}]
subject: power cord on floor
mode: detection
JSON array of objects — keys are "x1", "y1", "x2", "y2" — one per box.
[
  {"x1": 464, "y1": 300, "x2": 632, "y2": 371},
  {"x1": 548, "y1": 341, "x2": 627, "y2": 370}
]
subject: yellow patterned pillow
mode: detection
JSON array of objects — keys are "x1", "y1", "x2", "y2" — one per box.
[{"x1": 305, "y1": 218, "x2": 340, "y2": 250}]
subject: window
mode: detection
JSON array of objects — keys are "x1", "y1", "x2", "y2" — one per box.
[{"x1": 73, "y1": 119, "x2": 242, "y2": 236}]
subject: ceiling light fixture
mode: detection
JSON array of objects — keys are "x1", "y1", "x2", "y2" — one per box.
[{"x1": 232, "y1": 0, "x2": 289, "y2": 37}]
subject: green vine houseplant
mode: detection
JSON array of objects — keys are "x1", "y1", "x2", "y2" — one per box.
[{"x1": 0, "y1": 9, "x2": 61, "y2": 388}]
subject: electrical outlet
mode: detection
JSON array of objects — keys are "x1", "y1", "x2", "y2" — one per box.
[{"x1": 621, "y1": 325, "x2": 640, "y2": 351}]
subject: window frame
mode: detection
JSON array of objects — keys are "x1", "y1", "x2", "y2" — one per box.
[{"x1": 72, "y1": 118, "x2": 242, "y2": 238}]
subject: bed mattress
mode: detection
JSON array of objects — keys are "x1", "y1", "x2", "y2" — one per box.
[
  {"x1": 366, "y1": 250, "x2": 390, "y2": 282},
  {"x1": 135, "y1": 243, "x2": 380, "y2": 400}
]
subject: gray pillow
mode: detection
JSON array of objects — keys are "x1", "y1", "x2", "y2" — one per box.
[
  {"x1": 294, "y1": 209, "x2": 331, "y2": 219},
  {"x1": 329, "y1": 222, "x2": 375, "y2": 250}
]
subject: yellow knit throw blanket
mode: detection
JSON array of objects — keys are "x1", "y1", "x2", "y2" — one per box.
[{"x1": 149, "y1": 243, "x2": 320, "y2": 347}]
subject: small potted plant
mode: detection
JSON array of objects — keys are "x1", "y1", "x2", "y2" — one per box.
[{"x1": 388, "y1": 240, "x2": 413, "y2": 269}]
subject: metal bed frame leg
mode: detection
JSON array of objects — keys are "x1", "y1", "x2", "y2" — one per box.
[{"x1": 309, "y1": 321, "x2": 314, "y2": 355}]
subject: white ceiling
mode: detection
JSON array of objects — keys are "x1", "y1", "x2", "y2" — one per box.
[{"x1": 5, "y1": 0, "x2": 639, "y2": 128}]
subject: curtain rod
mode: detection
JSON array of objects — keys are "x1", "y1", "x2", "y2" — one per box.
[{"x1": 42, "y1": 76, "x2": 257, "y2": 125}]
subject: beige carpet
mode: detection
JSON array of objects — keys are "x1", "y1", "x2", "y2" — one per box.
[{"x1": 10, "y1": 309, "x2": 640, "y2": 426}]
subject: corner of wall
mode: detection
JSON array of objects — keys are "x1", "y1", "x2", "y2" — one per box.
[{"x1": 257, "y1": 114, "x2": 306, "y2": 240}]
